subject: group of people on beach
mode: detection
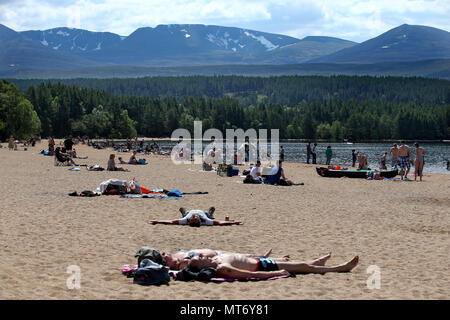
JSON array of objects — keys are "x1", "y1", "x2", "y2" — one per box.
[
  {"x1": 389, "y1": 141, "x2": 426, "y2": 181},
  {"x1": 5, "y1": 135, "x2": 37, "y2": 151},
  {"x1": 244, "y1": 160, "x2": 302, "y2": 186},
  {"x1": 307, "y1": 140, "x2": 427, "y2": 181}
]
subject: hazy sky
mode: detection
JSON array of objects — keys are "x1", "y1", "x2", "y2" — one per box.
[{"x1": 0, "y1": 0, "x2": 449, "y2": 42}]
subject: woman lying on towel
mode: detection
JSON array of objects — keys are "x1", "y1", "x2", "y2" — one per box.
[{"x1": 148, "y1": 207, "x2": 243, "y2": 227}]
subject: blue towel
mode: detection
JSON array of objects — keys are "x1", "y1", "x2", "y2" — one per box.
[{"x1": 167, "y1": 189, "x2": 183, "y2": 197}]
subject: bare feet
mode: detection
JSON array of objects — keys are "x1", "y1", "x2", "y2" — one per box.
[
  {"x1": 337, "y1": 256, "x2": 359, "y2": 272},
  {"x1": 311, "y1": 252, "x2": 332, "y2": 266}
]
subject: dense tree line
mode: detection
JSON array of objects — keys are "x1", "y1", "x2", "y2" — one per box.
[
  {"x1": 0, "y1": 79, "x2": 40, "y2": 141},
  {"x1": 17, "y1": 79, "x2": 449, "y2": 141},
  {"x1": 12, "y1": 75, "x2": 450, "y2": 107}
]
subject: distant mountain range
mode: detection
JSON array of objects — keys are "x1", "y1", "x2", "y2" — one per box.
[
  {"x1": 0, "y1": 23, "x2": 449, "y2": 79},
  {"x1": 311, "y1": 24, "x2": 450, "y2": 64}
]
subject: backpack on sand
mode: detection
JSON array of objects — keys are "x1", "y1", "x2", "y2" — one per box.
[{"x1": 133, "y1": 259, "x2": 170, "y2": 286}]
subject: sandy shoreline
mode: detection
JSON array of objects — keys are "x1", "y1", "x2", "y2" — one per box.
[{"x1": 0, "y1": 140, "x2": 448, "y2": 299}]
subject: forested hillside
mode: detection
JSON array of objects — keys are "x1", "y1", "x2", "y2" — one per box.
[
  {"x1": 18, "y1": 75, "x2": 449, "y2": 141},
  {"x1": 14, "y1": 75, "x2": 450, "y2": 106}
]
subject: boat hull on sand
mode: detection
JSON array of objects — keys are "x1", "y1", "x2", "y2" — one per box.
[{"x1": 316, "y1": 167, "x2": 398, "y2": 178}]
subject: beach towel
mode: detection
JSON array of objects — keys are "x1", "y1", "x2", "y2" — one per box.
[
  {"x1": 209, "y1": 275, "x2": 291, "y2": 282},
  {"x1": 120, "y1": 194, "x2": 184, "y2": 199}
]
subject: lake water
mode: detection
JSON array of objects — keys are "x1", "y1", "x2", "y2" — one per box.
[
  {"x1": 280, "y1": 142, "x2": 450, "y2": 174},
  {"x1": 111, "y1": 140, "x2": 450, "y2": 174}
]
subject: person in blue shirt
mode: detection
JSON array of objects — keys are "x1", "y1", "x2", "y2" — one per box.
[{"x1": 267, "y1": 161, "x2": 294, "y2": 186}]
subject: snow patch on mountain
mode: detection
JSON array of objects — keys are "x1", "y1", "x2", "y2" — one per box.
[
  {"x1": 57, "y1": 30, "x2": 70, "y2": 37},
  {"x1": 244, "y1": 31, "x2": 279, "y2": 51}
]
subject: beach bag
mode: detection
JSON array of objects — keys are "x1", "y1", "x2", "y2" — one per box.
[
  {"x1": 139, "y1": 158, "x2": 146, "y2": 165},
  {"x1": 226, "y1": 165, "x2": 233, "y2": 177},
  {"x1": 133, "y1": 259, "x2": 170, "y2": 286},
  {"x1": 135, "y1": 246, "x2": 166, "y2": 266}
]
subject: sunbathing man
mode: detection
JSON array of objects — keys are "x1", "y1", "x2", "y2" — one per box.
[
  {"x1": 162, "y1": 248, "x2": 276, "y2": 270},
  {"x1": 188, "y1": 252, "x2": 359, "y2": 279},
  {"x1": 149, "y1": 207, "x2": 243, "y2": 227}
]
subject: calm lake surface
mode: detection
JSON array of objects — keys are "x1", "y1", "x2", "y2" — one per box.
[{"x1": 112, "y1": 140, "x2": 450, "y2": 174}]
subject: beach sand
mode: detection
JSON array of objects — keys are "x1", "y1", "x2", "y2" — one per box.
[{"x1": 0, "y1": 140, "x2": 448, "y2": 300}]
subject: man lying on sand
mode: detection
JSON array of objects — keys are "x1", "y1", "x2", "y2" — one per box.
[
  {"x1": 162, "y1": 248, "x2": 275, "y2": 270},
  {"x1": 149, "y1": 207, "x2": 243, "y2": 227},
  {"x1": 187, "y1": 252, "x2": 359, "y2": 279}
]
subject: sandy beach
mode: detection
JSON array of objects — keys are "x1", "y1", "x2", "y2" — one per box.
[{"x1": 0, "y1": 140, "x2": 448, "y2": 300}]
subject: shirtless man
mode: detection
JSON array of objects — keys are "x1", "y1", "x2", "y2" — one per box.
[
  {"x1": 188, "y1": 252, "x2": 359, "y2": 279},
  {"x1": 413, "y1": 143, "x2": 426, "y2": 181},
  {"x1": 149, "y1": 207, "x2": 243, "y2": 227},
  {"x1": 162, "y1": 248, "x2": 275, "y2": 270},
  {"x1": 390, "y1": 144, "x2": 400, "y2": 169},
  {"x1": 398, "y1": 140, "x2": 413, "y2": 180}
]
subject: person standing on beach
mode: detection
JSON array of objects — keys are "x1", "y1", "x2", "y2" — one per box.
[
  {"x1": 390, "y1": 143, "x2": 400, "y2": 169},
  {"x1": 311, "y1": 143, "x2": 317, "y2": 164},
  {"x1": 380, "y1": 152, "x2": 388, "y2": 170},
  {"x1": 398, "y1": 141, "x2": 413, "y2": 180},
  {"x1": 48, "y1": 136, "x2": 55, "y2": 155},
  {"x1": 351, "y1": 149, "x2": 358, "y2": 167},
  {"x1": 306, "y1": 142, "x2": 311, "y2": 164},
  {"x1": 280, "y1": 146, "x2": 285, "y2": 162},
  {"x1": 325, "y1": 146, "x2": 332, "y2": 165},
  {"x1": 413, "y1": 143, "x2": 426, "y2": 181},
  {"x1": 8, "y1": 136, "x2": 14, "y2": 150}
]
